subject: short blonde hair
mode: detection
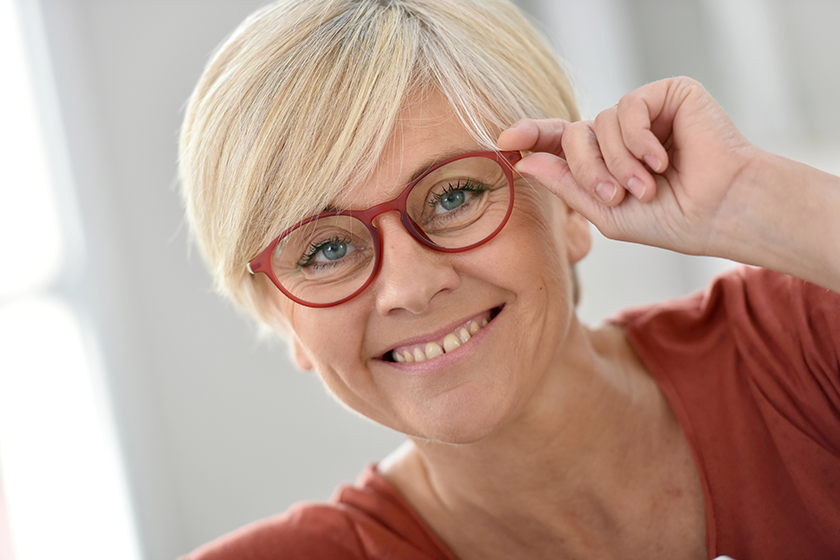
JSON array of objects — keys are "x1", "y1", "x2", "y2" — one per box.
[{"x1": 179, "y1": 0, "x2": 579, "y2": 328}]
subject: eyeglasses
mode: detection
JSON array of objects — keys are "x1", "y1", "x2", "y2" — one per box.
[{"x1": 248, "y1": 150, "x2": 522, "y2": 307}]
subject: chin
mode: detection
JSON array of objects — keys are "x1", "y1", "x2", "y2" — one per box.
[{"x1": 396, "y1": 389, "x2": 514, "y2": 446}]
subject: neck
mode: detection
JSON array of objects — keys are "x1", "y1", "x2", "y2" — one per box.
[{"x1": 381, "y1": 320, "x2": 704, "y2": 559}]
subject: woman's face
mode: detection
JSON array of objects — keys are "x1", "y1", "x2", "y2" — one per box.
[{"x1": 274, "y1": 93, "x2": 591, "y2": 444}]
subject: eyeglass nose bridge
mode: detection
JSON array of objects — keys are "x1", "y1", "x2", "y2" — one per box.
[
  {"x1": 352, "y1": 181, "x2": 439, "y2": 252},
  {"x1": 351, "y1": 201, "x2": 468, "y2": 311}
]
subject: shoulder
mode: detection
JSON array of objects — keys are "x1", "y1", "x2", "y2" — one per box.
[
  {"x1": 615, "y1": 265, "x2": 840, "y2": 366},
  {"x1": 614, "y1": 267, "x2": 840, "y2": 556},
  {"x1": 180, "y1": 501, "x2": 369, "y2": 560},
  {"x1": 180, "y1": 465, "x2": 455, "y2": 560},
  {"x1": 614, "y1": 266, "x2": 840, "y2": 434}
]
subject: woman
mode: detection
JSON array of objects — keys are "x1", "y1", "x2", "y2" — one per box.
[{"x1": 178, "y1": 0, "x2": 840, "y2": 558}]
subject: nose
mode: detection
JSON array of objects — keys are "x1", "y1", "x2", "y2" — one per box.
[{"x1": 372, "y1": 212, "x2": 461, "y2": 315}]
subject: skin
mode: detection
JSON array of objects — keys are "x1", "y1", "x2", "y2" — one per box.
[
  {"x1": 499, "y1": 77, "x2": 840, "y2": 293},
  {"x1": 281, "y1": 92, "x2": 595, "y2": 446},
  {"x1": 269, "y1": 78, "x2": 840, "y2": 559}
]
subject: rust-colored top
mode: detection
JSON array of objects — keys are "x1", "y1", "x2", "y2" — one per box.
[
  {"x1": 184, "y1": 267, "x2": 840, "y2": 560},
  {"x1": 183, "y1": 462, "x2": 458, "y2": 559},
  {"x1": 614, "y1": 266, "x2": 840, "y2": 559}
]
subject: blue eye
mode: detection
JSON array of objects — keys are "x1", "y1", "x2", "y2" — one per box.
[
  {"x1": 298, "y1": 236, "x2": 358, "y2": 268},
  {"x1": 430, "y1": 180, "x2": 484, "y2": 215},
  {"x1": 319, "y1": 241, "x2": 348, "y2": 261},
  {"x1": 438, "y1": 191, "x2": 466, "y2": 211}
]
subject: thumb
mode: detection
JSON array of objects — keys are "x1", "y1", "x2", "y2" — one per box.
[{"x1": 516, "y1": 152, "x2": 616, "y2": 226}]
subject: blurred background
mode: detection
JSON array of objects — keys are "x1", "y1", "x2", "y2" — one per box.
[{"x1": 0, "y1": 0, "x2": 837, "y2": 558}]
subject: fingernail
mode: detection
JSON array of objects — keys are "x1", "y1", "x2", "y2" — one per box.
[
  {"x1": 507, "y1": 120, "x2": 524, "y2": 130},
  {"x1": 644, "y1": 155, "x2": 662, "y2": 172},
  {"x1": 627, "y1": 177, "x2": 646, "y2": 199},
  {"x1": 596, "y1": 182, "x2": 617, "y2": 203}
]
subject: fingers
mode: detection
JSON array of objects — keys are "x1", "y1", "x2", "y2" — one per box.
[
  {"x1": 592, "y1": 108, "x2": 658, "y2": 202},
  {"x1": 554, "y1": 119, "x2": 628, "y2": 206},
  {"x1": 497, "y1": 118, "x2": 566, "y2": 154},
  {"x1": 511, "y1": 116, "x2": 651, "y2": 207},
  {"x1": 614, "y1": 90, "x2": 670, "y2": 174},
  {"x1": 512, "y1": 152, "x2": 614, "y2": 226},
  {"x1": 499, "y1": 79, "x2": 687, "y2": 207},
  {"x1": 500, "y1": 118, "x2": 626, "y2": 207},
  {"x1": 500, "y1": 111, "x2": 665, "y2": 207}
]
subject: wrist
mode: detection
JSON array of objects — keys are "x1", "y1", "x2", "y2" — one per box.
[{"x1": 718, "y1": 149, "x2": 840, "y2": 291}]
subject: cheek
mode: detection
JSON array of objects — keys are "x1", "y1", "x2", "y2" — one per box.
[
  {"x1": 496, "y1": 194, "x2": 577, "y2": 331},
  {"x1": 282, "y1": 297, "x2": 368, "y2": 378},
  {"x1": 504, "y1": 191, "x2": 573, "y2": 289},
  {"x1": 290, "y1": 311, "x2": 378, "y2": 416}
]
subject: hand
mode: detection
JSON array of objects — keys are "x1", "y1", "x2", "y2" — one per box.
[{"x1": 497, "y1": 77, "x2": 759, "y2": 258}]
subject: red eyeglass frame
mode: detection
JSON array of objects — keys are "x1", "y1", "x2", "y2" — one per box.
[{"x1": 247, "y1": 150, "x2": 523, "y2": 308}]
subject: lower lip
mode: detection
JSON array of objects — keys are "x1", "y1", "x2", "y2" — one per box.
[{"x1": 379, "y1": 308, "x2": 501, "y2": 375}]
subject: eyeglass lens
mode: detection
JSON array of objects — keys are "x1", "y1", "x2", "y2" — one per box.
[{"x1": 271, "y1": 156, "x2": 512, "y2": 305}]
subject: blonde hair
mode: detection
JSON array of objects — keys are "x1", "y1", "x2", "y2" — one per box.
[{"x1": 179, "y1": 0, "x2": 579, "y2": 329}]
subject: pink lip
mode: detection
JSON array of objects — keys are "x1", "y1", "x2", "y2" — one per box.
[{"x1": 376, "y1": 306, "x2": 503, "y2": 374}]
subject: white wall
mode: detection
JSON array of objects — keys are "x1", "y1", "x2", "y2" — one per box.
[
  {"x1": 26, "y1": 0, "x2": 839, "y2": 558},
  {"x1": 519, "y1": 0, "x2": 840, "y2": 322}
]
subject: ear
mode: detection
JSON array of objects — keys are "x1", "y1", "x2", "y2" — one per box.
[
  {"x1": 290, "y1": 333, "x2": 315, "y2": 371},
  {"x1": 564, "y1": 207, "x2": 592, "y2": 265}
]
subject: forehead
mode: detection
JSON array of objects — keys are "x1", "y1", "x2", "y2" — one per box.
[{"x1": 334, "y1": 92, "x2": 485, "y2": 210}]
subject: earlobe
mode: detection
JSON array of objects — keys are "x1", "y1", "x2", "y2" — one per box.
[{"x1": 291, "y1": 334, "x2": 315, "y2": 371}]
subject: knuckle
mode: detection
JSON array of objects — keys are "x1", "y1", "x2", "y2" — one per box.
[
  {"x1": 567, "y1": 119, "x2": 592, "y2": 133},
  {"x1": 569, "y1": 155, "x2": 602, "y2": 187},
  {"x1": 605, "y1": 158, "x2": 639, "y2": 187},
  {"x1": 560, "y1": 121, "x2": 590, "y2": 148},
  {"x1": 668, "y1": 76, "x2": 706, "y2": 100},
  {"x1": 621, "y1": 126, "x2": 647, "y2": 146},
  {"x1": 602, "y1": 151, "x2": 628, "y2": 175},
  {"x1": 593, "y1": 110, "x2": 613, "y2": 129},
  {"x1": 617, "y1": 90, "x2": 643, "y2": 110},
  {"x1": 674, "y1": 75, "x2": 699, "y2": 88}
]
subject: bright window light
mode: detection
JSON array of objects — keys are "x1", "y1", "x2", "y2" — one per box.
[
  {"x1": 0, "y1": 298, "x2": 141, "y2": 560},
  {"x1": 0, "y1": 0, "x2": 141, "y2": 558},
  {"x1": 0, "y1": 0, "x2": 63, "y2": 297}
]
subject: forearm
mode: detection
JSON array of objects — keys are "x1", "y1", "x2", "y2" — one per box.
[{"x1": 713, "y1": 150, "x2": 840, "y2": 292}]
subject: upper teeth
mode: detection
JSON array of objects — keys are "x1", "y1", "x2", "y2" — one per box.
[{"x1": 392, "y1": 316, "x2": 489, "y2": 363}]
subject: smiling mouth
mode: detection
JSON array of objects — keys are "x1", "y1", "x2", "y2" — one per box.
[{"x1": 384, "y1": 307, "x2": 502, "y2": 363}]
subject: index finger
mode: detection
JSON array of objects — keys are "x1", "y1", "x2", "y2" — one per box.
[{"x1": 497, "y1": 118, "x2": 567, "y2": 155}]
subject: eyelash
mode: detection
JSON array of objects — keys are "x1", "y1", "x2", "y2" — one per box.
[
  {"x1": 427, "y1": 179, "x2": 486, "y2": 208},
  {"x1": 297, "y1": 235, "x2": 351, "y2": 268}
]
